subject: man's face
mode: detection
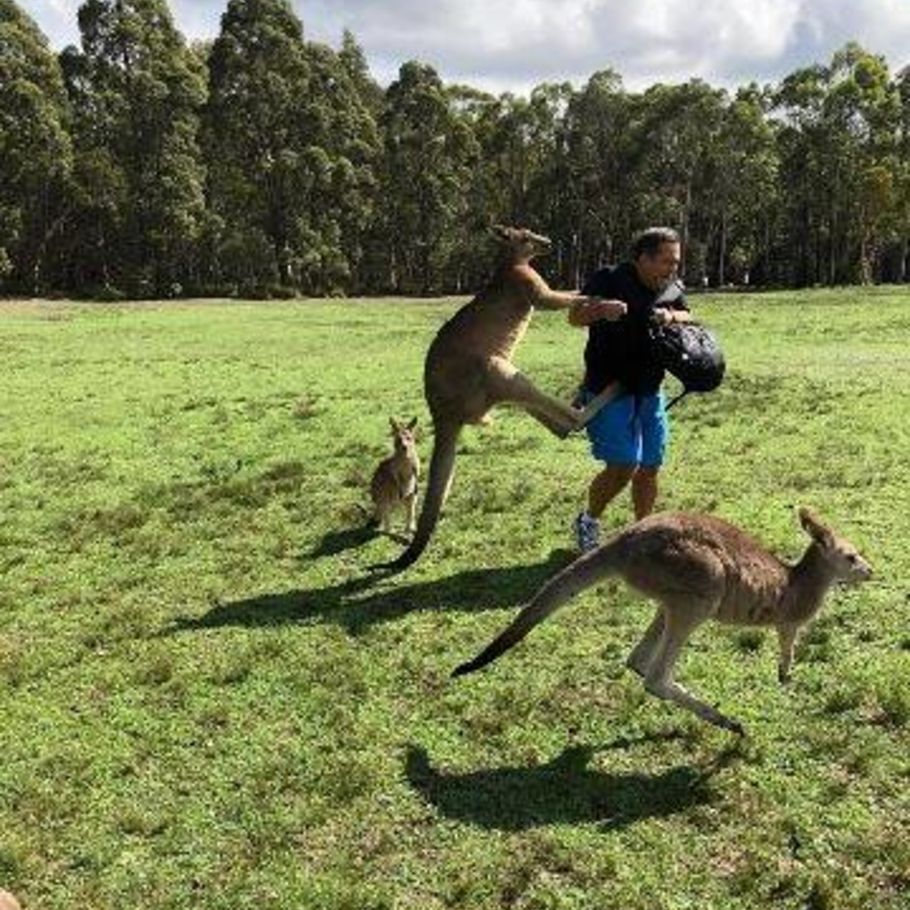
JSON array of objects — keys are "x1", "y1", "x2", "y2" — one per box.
[{"x1": 635, "y1": 241, "x2": 681, "y2": 291}]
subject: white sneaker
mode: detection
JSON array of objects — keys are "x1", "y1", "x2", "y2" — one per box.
[{"x1": 573, "y1": 511, "x2": 601, "y2": 552}]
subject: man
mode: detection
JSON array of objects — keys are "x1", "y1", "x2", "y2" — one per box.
[{"x1": 568, "y1": 227, "x2": 692, "y2": 551}]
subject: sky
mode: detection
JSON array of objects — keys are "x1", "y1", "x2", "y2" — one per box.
[{"x1": 20, "y1": 0, "x2": 910, "y2": 94}]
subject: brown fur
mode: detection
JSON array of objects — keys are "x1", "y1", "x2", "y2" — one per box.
[
  {"x1": 376, "y1": 225, "x2": 620, "y2": 571},
  {"x1": 0, "y1": 891, "x2": 21, "y2": 910},
  {"x1": 370, "y1": 417, "x2": 420, "y2": 535},
  {"x1": 453, "y1": 507, "x2": 872, "y2": 734}
]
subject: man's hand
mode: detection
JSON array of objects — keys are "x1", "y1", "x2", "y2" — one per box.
[
  {"x1": 652, "y1": 307, "x2": 692, "y2": 326},
  {"x1": 569, "y1": 297, "x2": 627, "y2": 326}
]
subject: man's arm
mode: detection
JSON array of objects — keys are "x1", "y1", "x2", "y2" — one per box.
[
  {"x1": 653, "y1": 292, "x2": 693, "y2": 325},
  {"x1": 653, "y1": 306, "x2": 693, "y2": 326}
]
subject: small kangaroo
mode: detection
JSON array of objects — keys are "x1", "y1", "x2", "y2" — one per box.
[
  {"x1": 370, "y1": 417, "x2": 421, "y2": 535},
  {"x1": 375, "y1": 225, "x2": 624, "y2": 572},
  {"x1": 453, "y1": 507, "x2": 872, "y2": 734}
]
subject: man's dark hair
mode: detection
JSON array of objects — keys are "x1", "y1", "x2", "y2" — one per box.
[{"x1": 631, "y1": 227, "x2": 680, "y2": 259}]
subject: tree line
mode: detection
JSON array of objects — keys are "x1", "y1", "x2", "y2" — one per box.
[{"x1": 2, "y1": 0, "x2": 909, "y2": 299}]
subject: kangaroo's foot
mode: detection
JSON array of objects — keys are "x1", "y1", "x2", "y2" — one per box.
[
  {"x1": 644, "y1": 676, "x2": 746, "y2": 736},
  {"x1": 575, "y1": 382, "x2": 621, "y2": 429}
]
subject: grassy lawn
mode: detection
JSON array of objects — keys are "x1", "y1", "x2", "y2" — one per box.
[{"x1": 0, "y1": 289, "x2": 908, "y2": 909}]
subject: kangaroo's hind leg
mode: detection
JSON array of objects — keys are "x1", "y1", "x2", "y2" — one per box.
[
  {"x1": 576, "y1": 381, "x2": 621, "y2": 427},
  {"x1": 487, "y1": 357, "x2": 585, "y2": 438},
  {"x1": 625, "y1": 608, "x2": 665, "y2": 678},
  {"x1": 404, "y1": 490, "x2": 418, "y2": 534},
  {"x1": 642, "y1": 600, "x2": 745, "y2": 735}
]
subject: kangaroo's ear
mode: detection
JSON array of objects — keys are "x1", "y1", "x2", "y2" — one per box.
[
  {"x1": 407, "y1": 416, "x2": 418, "y2": 430},
  {"x1": 389, "y1": 416, "x2": 400, "y2": 433},
  {"x1": 798, "y1": 506, "x2": 833, "y2": 544}
]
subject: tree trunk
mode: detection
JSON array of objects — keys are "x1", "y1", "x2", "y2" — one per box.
[
  {"x1": 679, "y1": 182, "x2": 691, "y2": 282},
  {"x1": 718, "y1": 208, "x2": 727, "y2": 287}
]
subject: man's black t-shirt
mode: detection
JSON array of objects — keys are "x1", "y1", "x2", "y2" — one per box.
[{"x1": 581, "y1": 262, "x2": 689, "y2": 395}]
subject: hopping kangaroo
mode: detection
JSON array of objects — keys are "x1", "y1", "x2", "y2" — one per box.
[
  {"x1": 376, "y1": 225, "x2": 624, "y2": 571},
  {"x1": 370, "y1": 417, "x2": 421, "y2": 535},
  {"x1": 454, "y1": 507, "x2": 872, "y2": 734}
]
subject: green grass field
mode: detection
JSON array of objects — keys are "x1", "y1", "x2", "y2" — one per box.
[{"x1": 1, "y1": 289, "x2": 909, "y2": 910}]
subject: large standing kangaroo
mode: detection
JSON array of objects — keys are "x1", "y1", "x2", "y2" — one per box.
[
  {"x1": 374, "y1": 225, "x2": 624, "y2": 572},
  {"x1": 454, "y1": 507, "x2": 872, "y2": 734}
]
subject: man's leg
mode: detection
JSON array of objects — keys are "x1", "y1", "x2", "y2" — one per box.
[
  {"x1": 634, "y1": 392, "x2": 669, "y2": 520},
  {"x1": 631, "y1": 466, "x2": 659, "y2": 520},
  {"x1": 589, "y1": 464, "x2": 637, "y2": 518},
  {"x1": 574, "y1": 391, "x2": 638, "y2": 551}
]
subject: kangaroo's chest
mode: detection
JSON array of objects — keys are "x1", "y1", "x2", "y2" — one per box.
[
  {"x1": 373, "y1": 457, "x2": 418, "y2": 501},
  {"x1": 715, "y1": 564, "x2": 786, "y2": 625},
  {"x1": 441, "y1": 293, "x2": 533, "y2": 359}
]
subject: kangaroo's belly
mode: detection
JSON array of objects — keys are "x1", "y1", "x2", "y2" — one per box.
[
  {"x1": 425, "y1": 355, "x2": 488, "y2": 424},
  {"x1": 425, "y1": 304, "x2": 531, "y2": 423},
  {"x1": 715, "y1": 573, "x2": 783, "y2": 625}
]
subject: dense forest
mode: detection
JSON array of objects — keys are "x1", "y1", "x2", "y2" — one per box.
[{"x1": 2, "y1": 0, "x2": 909, "y2": 298}]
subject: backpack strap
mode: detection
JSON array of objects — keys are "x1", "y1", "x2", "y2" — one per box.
[
  {"x1": 654, "y1": 278, "x2": 685, "y2": 308},
  {"x1": 664, "y1": 388, "x2": 690, "y2": 410}
]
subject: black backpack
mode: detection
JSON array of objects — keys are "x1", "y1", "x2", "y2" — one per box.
[{"x1": 648, "y1": 319, "x2": 726, "y2": 410}]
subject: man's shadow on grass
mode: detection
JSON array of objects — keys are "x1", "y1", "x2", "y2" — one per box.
[
  {"x1": 405, "y1": 736, "x2": 743, "y2": 831},
  {"x1": 167, "y1": 548, "x2": 577, "y2": 636}
]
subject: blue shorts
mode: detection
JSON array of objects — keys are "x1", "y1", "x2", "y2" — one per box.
[{"x1": 582, "y1": 389, "x2": 669, "y2": 467}]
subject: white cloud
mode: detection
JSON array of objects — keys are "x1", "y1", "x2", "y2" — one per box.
[{"x1": 18, "y1": 0, "x2": 910, "y2": 93}]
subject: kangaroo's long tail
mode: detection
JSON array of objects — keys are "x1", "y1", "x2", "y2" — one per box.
[
  {"x1": 452, "y1": 540, "x2": 623, "y2": 676},
  {"x1": 370, "y1": 421, "x2": 460, "y2": 572}
]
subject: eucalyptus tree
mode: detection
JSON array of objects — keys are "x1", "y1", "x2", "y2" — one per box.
[
  {"x1": 822, "y1": 44, "x2": 899, "y2": 283},
  {"x1": 59, "y1": 0, "x2": 206, "y2": 295},
  {"x1": 894, "y1": 66, "x2": 910, "y2": 280},
  {"x1": 377, "y1": 61, "x2": 477, "y2": 293},
  {"x1": 631, "y1": 79, "x2": 726, "y2": 280},
  {"x1": 774, "y1": 44, "x2": 902, "y2": 284},
  {"x1": 772, "y1": 63, "x2": 830, "y2": 284},
  {"x1": 205, "y1": 0, "x2": 379, "y2": 294},
  {"x1": 703, "y1": 85, "x2": 779, "y2": 285},
  {"x1": 444, "y1": 85, "x2": 558, "y2": 285},
  {"x1": 204, "y1": 0, "x2": 311, "y2": 291},
  {"x1": 442, "y1": 83, "x2": 505, "y2": 291},
  {"x1": 519, "y1": 82, "x2": 577, "y2": 283},
  {"x1": 562, "y1": 69, "x2": 631, "y2": 281},
  {"x1": 0, "y1": 0, "x2": 72, "y2": 292},
  {"x1": 339, "y1": 29, "x2": 383, "y2": 115}
]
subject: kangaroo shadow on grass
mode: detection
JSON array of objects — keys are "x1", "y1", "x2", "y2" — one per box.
[
  {"x1": 405, "y1": 737, "x2": 743, "y2": 832},
  {"x1": 307, "y1": 524, "x2": 378, "y2": 558},
  {"x1": 167, "y1": 548, "x2": 577, "y2": 637},
  {"x1": 307, "y1": 524, "x2": 411, "y2": 558}
]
